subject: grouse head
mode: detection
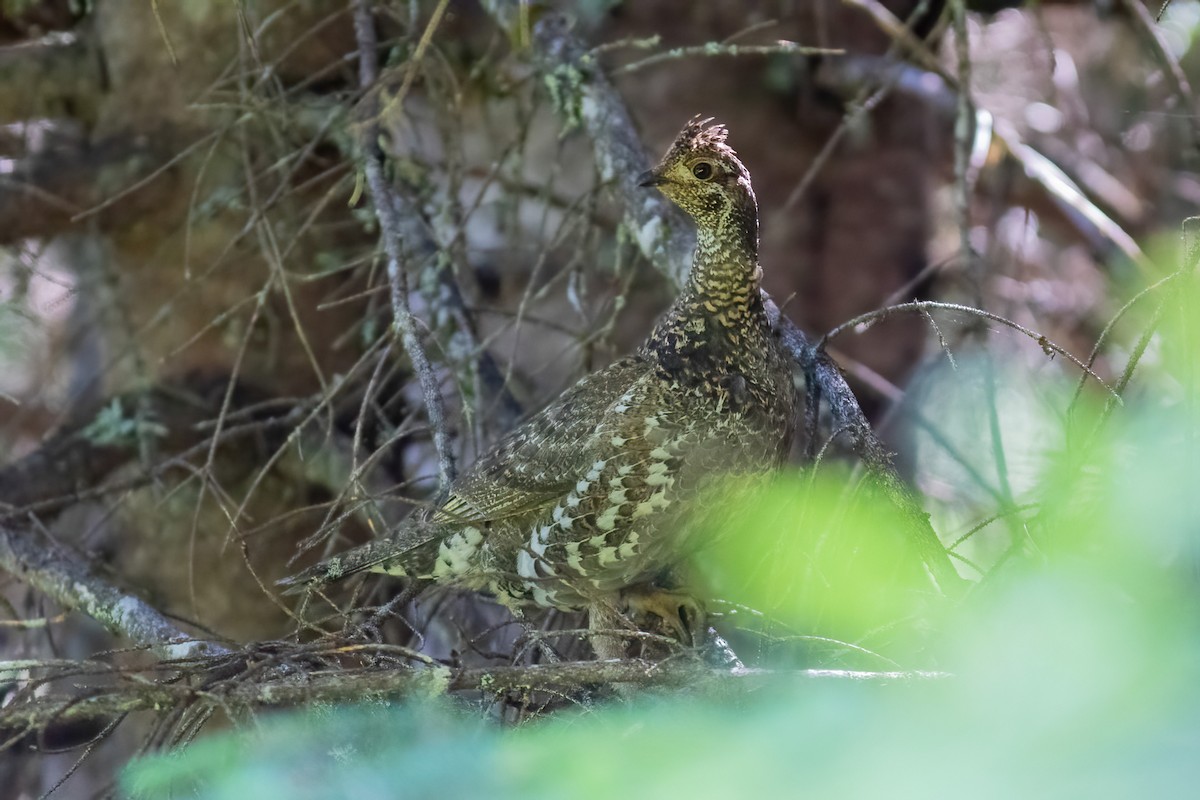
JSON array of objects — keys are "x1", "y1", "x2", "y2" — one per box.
[{"x1": 638, "y1": 116, "x2": 758, "y2": 255}]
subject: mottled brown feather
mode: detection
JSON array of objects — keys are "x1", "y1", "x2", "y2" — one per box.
[{"x1": 283, "y1": 118, "x2": 797, "y2": 624}]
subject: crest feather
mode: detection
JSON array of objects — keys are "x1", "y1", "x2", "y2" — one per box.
[{"x1": 675, "y1": 114, "x2": 730, "y2": 153}]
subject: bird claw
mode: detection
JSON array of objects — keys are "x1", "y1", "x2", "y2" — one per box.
[{"x1": 623, "y1": 586, "x2": 707, "y2": 648}]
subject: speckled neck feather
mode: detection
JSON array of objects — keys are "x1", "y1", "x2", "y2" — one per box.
[{"x1": 646, "y1": 118, "x2": 767, "y2": 360}]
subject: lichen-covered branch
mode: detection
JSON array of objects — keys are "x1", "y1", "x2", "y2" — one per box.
[
  {"x1": 352, "y1": 0, "x2": 456, "y2": 489},
  {"x1": 0, "y1": 520, "x2": 230, "y2": 660},
  {"x1": 0, "y1": 659, "x2": 947, "y2": 736},
  {"x1": 481, "y1": 2, "x2": 697, "y2": 286},
  {"x1": 614, "y1": 40, "x2": 843, "y2": 76}
]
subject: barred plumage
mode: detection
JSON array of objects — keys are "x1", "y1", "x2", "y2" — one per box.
[{"x1": 282, "y1": 116, "x2": 797, "y2": 653}]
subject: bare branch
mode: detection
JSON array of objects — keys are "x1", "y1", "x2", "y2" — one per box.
[
  {"x1": 839, "y1": 0, "x2": 947, "y2": 77},
  {"x1": 950, "y1": 0, "x2": 978, "y2": 301},
  {"x1": 493, "y1": 4, "x2": 696, "y2": 285},
  {"x1": 815, "y1": 54, "x2": 1152, "y2": 273}
]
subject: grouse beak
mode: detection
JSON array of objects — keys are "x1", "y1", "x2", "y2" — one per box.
[{"x1": 637, "y1": 169, "x2": 667, "y2": 188}]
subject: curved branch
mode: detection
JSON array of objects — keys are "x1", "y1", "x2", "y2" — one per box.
[{"x1": 822, "y1": 300, "x2": 1120, "y2": 401}]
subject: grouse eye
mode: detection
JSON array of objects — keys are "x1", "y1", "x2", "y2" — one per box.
[{"x1": 692, "y1": 162, "x2": 714, "y2": 180}]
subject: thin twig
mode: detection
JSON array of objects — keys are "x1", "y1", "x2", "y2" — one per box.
[
  {"x1": 779, "y1": 0, "x2": 934, "y2": 216},
  {"x1": 1068, "y1": 272, "x2": 1179, "y2": 414},
  {"x1": 950, "y1": 0, "x2": 977, "y2": 301},
  {"x1": 822, "y1": 300, "x2": 1119, "y2": 401},
  {"x1": 839, "y1": 0, "x2": 948, "y2": 77},
  {"x1": 351, "y1": 0, "x2": 456, "y2": 489},
  {"x1": 813, "y1": 52, "x2": 1151, "y2": 272},
  {"x1": 1120, "y1": 0, "x2": 1196, "y2": 116},
  {"x1": 614, "y1": 40, "x2": 842, "y2": 75}
]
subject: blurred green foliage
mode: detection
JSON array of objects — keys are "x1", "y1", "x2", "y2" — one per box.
[
  {"x1": 122, "y1": 406, "x2": 1200, "y2": 798},
  {"x1": 123, "y1": 258, "x2": 1200, "y2": 798},
  {"x1": 696, "y1": 469, "x2": 939, "y2": 661}
]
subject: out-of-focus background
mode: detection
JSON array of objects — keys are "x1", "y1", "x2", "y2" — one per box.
[{"x1": 1, "y1": 1, "x2": 1199, "y2": 797}]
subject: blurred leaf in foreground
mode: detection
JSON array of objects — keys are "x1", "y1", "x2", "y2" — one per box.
[
  {"x1": 124, "y1": 401, "x2": 1200, "y2": 798},
  {"x1": 125, "y1": 270, "x2": 1200, "y2": 797},
  {"x1": 694, "y1": 469, "x2": 941, "y2": 661}
]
